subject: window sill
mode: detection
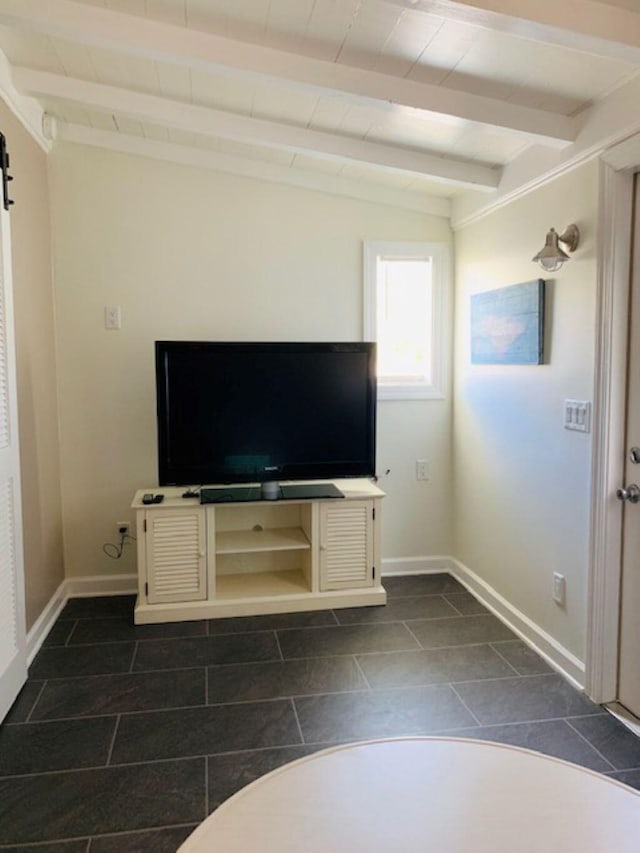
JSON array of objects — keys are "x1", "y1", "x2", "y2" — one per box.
[{"x1": 377, "y1": 384, "x2": 445, "y2": 401}]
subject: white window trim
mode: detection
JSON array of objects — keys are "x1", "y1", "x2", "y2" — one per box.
[{"x1": 363, "y1": 240, "x2": 449, "y2": 401}]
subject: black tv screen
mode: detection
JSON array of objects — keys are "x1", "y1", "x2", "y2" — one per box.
[{"x1": 155, "y1": 341, "x2": 377, "y2": 486}]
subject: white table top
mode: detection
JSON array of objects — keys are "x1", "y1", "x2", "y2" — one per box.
[{"x1": 180, "y1": 737, "x2": 640, "y2": 853}]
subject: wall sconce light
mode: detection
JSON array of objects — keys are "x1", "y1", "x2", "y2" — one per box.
[{"x1": 532, "y1": 224, "x2": 580, "y2": 272}]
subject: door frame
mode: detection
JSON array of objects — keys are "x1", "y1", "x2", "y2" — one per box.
[
  {"x1": 0, "y1": 199, "x2": 27, "y2": 721},
  {"x1": 586, "y1": 139, "x2": 640, "y2": 703}
]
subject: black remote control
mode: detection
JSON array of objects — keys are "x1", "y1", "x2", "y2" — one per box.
[{"x1": 142, "y1": 493, "x2": 165, "y2": 504}]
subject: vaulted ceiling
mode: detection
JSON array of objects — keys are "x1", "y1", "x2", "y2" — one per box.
[{"x1": 0, "y1": 0, "x2": 639, "y2": 222}]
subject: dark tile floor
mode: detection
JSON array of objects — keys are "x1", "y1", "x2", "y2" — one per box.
[{"x1": 2, "y1": 573, "x2": 640, "y2": 850}]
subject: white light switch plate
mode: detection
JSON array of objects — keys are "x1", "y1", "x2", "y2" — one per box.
[
  {"x1": 104, "y1": 305, "x2": 121, "y2": 330},
  {"x1": 564, "y1": 399, "x2": 591, "y2": 433}
]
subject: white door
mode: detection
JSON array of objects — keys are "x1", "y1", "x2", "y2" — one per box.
[
  {"x1": 0, "y1": 198, "x2": 27, "y2": 722},
  {"x1": 618, "y1": 173, "x2": 640, "y2": 718}
]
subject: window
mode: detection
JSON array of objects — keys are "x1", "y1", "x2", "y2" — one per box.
[{"x1": 363, "y1": 241, "x2": 449, "y2": 400}]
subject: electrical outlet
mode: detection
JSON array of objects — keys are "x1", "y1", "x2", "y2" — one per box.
[
  {"x1": 117, "y1": 521, "x2": 130, "y2": 538},
  {"x1": 416, "y1": 460, "x2": 429, "y2": 481},
  {"x1": 553, "y1": 572, "x2": 566, "y2": 606}
]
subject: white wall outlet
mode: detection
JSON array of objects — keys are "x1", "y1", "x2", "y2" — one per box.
[
  {"x1": 116, "y1": 521, "x2": 130, "y2": 538},
  {"x1": 553, "y1": 572, "x2": 566, "y2": 606},
  {"x1": 416, "y1": 460, "x2": 429, "y2": 481},
  {"x1": 104, "y1": 305, "x2": 122, "y2": 330}
]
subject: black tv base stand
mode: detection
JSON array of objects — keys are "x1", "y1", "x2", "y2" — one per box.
[{"x1": 200, "y1": 482, "x2": 344, "y2": 504}]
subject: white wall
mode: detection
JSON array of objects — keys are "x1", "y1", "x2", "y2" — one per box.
[
  {"x1": 48, "y1": 143, "x2": 453, "y2": 578},
  {"x1": 453, "y1": 161, "x2": 598, "y2": 662}
]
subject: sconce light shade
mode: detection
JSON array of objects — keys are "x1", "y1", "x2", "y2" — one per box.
[{"x1": 532, "y1": 224, "x2": 580, "y2": 273}]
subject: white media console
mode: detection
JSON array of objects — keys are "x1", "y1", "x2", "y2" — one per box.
[{"x1": 132, "y1": 479, "x2": 386, "y2": 624}]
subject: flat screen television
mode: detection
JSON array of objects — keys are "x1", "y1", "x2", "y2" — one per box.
[{"x1": 155, "y1": 341, "x2": 377, "y2": 487}]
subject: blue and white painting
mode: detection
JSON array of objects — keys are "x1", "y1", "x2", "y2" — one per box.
[{"x1": 470, "y1": 279, "x2": 545, "y2": 365}]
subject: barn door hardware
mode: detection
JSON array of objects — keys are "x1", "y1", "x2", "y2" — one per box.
[{"x1": 0, "y1": 133, "x2": 14, "y2": 211}]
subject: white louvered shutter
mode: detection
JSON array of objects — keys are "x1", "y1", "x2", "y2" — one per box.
[
  {"x1": 319, "y1": 501, "x2": 373, "y2": 591},
  {"x1": 0, "y1": 200, "x2": 27, "y2": 722},
  {"x1": 146, "y1": 509, "x2": 207, "y2": 603}
]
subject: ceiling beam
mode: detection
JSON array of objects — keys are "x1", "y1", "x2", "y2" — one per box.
[
  {"x1": 451, "y1": 67, "x2": 640, "y2": 226},
  {"x1": 391, "y1": 0, "x2": 640, "y2": 63},
  {"x1": 13, "y1": 67, "x2": 500, "y2": 190},
  {"x1": 0, "y1": 0, "x2": 575, "y2": 147},
  {"x1": 0, "y1": 46, "x2": 49, "y2": 151},
  {"x1": 57, "y1": 123, "x2": 453, "y2": 218}
]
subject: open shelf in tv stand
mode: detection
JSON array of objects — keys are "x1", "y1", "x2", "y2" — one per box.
[{"x1": 132, "y1": 479, "x2": 386, "y2": 624}]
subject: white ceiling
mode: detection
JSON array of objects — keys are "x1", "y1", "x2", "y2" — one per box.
[{"x1": 1, "y1": 0, "x2": 639, "y2": 220}]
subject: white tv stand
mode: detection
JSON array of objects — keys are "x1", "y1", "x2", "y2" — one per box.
[{"x1": 132, "y1": 479, "x2": 386, "y2": 624}]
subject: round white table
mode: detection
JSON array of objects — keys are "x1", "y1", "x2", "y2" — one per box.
[{"x1": 180, "y1": 737, "x2": 640, "y2": 852}]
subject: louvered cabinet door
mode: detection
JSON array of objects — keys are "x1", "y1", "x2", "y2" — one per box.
[
  {"x1": 146, "y1": 509, "x2": 207, "y2": 603},
  {"x1": 319, "y1": 501, "x2": 374, "y2": 591}
]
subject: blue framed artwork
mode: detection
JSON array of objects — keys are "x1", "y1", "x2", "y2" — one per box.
[{"x1": 470, "y1": 279, "x2": 545, "y2": 365}]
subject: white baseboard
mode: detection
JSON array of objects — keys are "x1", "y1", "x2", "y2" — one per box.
[
  {"x1": 605, "y1": 703, "x2": 640, "y2": 737},
  {"x1": 26, "y1": 580, "x2": 67, "y2": 664},
  {"x1": 449, "y1": 557, "x2": 586, "y2": 690},
  {"x1": 64, "y1": 573, "x2": 137, "y2": 597},
  {"x1": 382, "y1": 556, "x2": 456, "y2": 575},
  {"x1": 25, "y1": 573, "x2": 138, "y2": 665}
]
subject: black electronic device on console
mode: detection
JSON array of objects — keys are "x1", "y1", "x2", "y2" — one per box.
[
  {"x1": 142, "y1": 493, "x2": 164, "y2": 504},
  {"x1": 154, "y1": 341, "x2": 376, "y2": 490}
]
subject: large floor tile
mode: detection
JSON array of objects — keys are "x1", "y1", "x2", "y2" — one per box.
[
  {"x1": 43, "y1": 621, "x2": 77, "y2": 647},
  {"x1": 383, "y1": 574, "x2": 465, "y2": 599},
  {"x1": 295, "y1": 684, "x2": 476, "y2": 743},
  {"x1": 208, "y1": 610, "x2": 337, "y2": 635},
  {"x1": 89, "y1": 825, "x2": 197, "y2": 852},
  {"x1": 58, "y1": 597, "x2": 135, "y2": 621},
  {"x1": 110, "y1": 700, "x2": 301, "y2": 764},
  {"x1": 31, "y1": 670, "x2": 205, "y2": 721},
  {"x1": 0, "y1": 759, "x2": 205, "y2": 845},
  {"x1": 277, "y1": 622, "x2": 419, "y2": 659},
  {"x1": 568, "y1": 714, "x2": 640, "y2": 770},
  {"x1": 208, "y1": 657, "x2": 366, "y2": 704},
  {"x1": 132, "y1": 633, "x2": 279, "y2": 671},
  {"x1": 68, "y1": 618, "x2": 207, "y2": 645},
  {"x1": 357, "y1": 644, "x2": 515, "y2": 689},
  {"x1": 407, "y1": 614, "x2": 516, "y2": 648},
  {"x1": 491, "y1": 640, "x2": 553, "y2": 675},
  {"x1": 208, "y1": 745, "x2": 321, "y2": 810},
  {"x1": 334, "y1": 595, "x2": 457, "y2": 625},
  {"x1": 443, "y1": 593, "x2": 489, "y2": 616},
  {"x1": 3, "y1": 681, "x2": 44, "y2": 723},
  {"x1": 454, "y1": 674, "x2": 602, "y2": 725},
  {"x1": 29, "y1": 644, "x2": 136, "y2": 680},
  {"x1": 438, "y1": 720, "x2": 613, "y2": 772},
  {"x1": 0, "y1": 717, "x2": 116, "y2": 776}
]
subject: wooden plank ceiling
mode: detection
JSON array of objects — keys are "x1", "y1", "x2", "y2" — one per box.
[{"x1": 0, "y1": 0, "x2": 638, "y2": 212}]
